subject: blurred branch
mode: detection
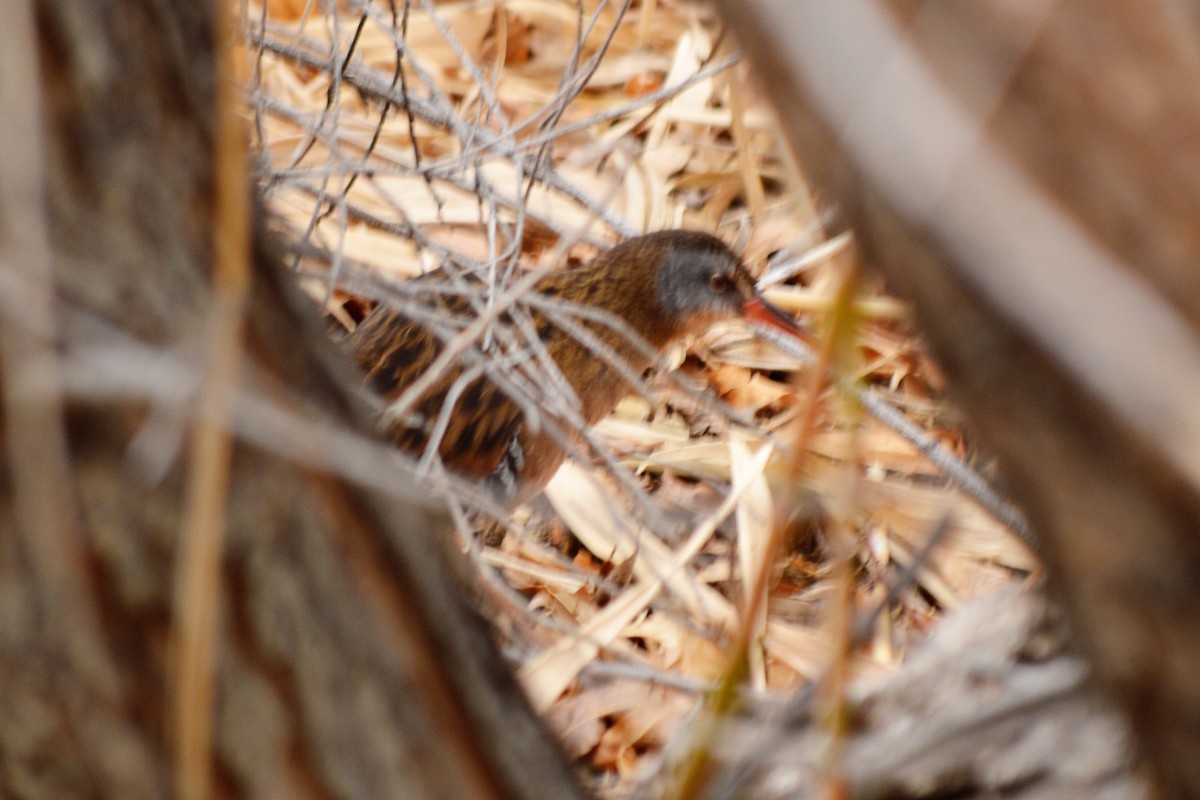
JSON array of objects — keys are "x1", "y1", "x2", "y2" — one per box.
[{"x1": 715, "y1": 0, "x2": 1200, "y2": 795}]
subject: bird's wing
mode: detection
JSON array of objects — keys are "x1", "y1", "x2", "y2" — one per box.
[{"x1": 346, "y1": 278, "x2": 528, "y2": 482}]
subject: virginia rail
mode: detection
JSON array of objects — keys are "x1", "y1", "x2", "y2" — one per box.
[{"x1": 349, "y1": 229, "x2": 805, "y2": 503}]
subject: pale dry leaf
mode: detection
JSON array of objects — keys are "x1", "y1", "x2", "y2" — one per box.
[
  {"x1": 637, "y1": 441, "x2": 733, "y2": 482},
  {"x1": 854, "y1": 473, "x2": 1036, "y2": 571},
  {"x1": 697, "y1": 321, "x2": 808, "y2": 371},
  {"x1": 623, "y1": 611, "x2": 727, "y2": 680},
  {"x1": 721, "y1": 372, "x2": 795, "y2": 413},
  {"x1": 544, "y1": 460, "x2": 734, "y2": 626},
  {"x1": 765, "y1": 286, "x2": 910, "y2": 322},
  {"x1": 480, "y1": 549, "x2": 590, "y2": 594},
  {"x1": 594, "y1": 415, "x2": 691, "y2": 450},
  {"x1": 807, "y1": 420, "x2": 943, "y2": 477},
  {"x1": 550, "y1": 680, "x2": 690, "y2": 758}
]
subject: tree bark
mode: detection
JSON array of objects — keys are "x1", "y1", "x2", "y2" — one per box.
[
  {"x1": 714, "y1": 0, "x2": 1200, "y2": 796},
  {"x1": 0, "y1": 2, "x2": 589, "y2": 799}
]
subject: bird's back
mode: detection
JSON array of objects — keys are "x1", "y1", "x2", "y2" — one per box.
[
  {"x1": 348, "y1": 262, "x2": 660, "y2": 500},
  {"x1": 347, "y1": 230, "x2": 763, "y2": 502}
]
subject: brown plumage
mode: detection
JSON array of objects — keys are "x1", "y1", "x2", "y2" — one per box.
[{"x1": 349, "y1": 229, "x2": 804, "y2": 502}]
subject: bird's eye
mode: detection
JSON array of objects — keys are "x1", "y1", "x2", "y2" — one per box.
[{"x1": 709, "y1": 273, "x2": 732, "y2": 292}]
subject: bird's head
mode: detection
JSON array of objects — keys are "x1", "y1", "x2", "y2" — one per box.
[{"x1": 648, "y1": 230, "x2": 805, "y2": 340}]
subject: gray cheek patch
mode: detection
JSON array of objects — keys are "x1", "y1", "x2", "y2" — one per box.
[{"x1": 657, "y1": 251, "x2": 738, "y2": 318}]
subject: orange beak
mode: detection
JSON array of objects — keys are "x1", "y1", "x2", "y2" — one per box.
[
  {"x1": 741, "y1": 294, "x2": 817, "y2": 350},
  {"x1": 742, "y1": 294, "x2": 807, "y2": 339}
]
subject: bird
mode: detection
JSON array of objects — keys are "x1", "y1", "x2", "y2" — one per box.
[{"x1": 348, "y1": 229, "x2": 806, "y2": 503}]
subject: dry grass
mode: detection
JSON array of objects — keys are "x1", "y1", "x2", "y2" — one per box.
[{"x1": 244, "y1": 0, "x2": 1034, "y2": 793}]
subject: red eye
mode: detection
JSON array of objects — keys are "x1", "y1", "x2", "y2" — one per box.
[{"x1": 710, "y1": 274, "x2": 732, "y2": 292}]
